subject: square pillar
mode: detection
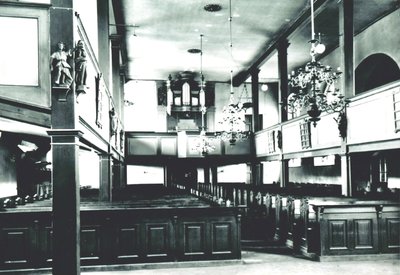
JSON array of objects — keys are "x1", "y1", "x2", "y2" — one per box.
[
  {"x1": 99, "y1": 153, "x2": 112, "y2": 202},
  {"x1": 47, "y1": 129, "x2": 82, "y2": 275}
]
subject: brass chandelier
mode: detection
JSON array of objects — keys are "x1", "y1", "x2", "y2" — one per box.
[
  {"x1": 288, "y1": 0, "x2": 348, "y2": 127},
  {"x1": 215, "y1": 0, "x2": 250, "y2": 145}
]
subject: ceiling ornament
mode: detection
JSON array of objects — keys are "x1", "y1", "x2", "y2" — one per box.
[
  {"x1": 215, "y1": 0, "x2": 250, "y2": 146},
  {"x1": 288, "y1": 0, "x2": 348, "y2": 127}
]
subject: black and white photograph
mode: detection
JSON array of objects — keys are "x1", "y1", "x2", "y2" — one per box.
[{"x1": 0, "y1": 0, "x2": 399, "y2": 274}]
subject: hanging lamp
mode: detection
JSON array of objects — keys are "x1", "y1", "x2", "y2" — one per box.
[
  {"x1": 288, "y1": 0, "x2": 348, "y2": 127},
  {"x1": 215, "y1": 0, "x2": 250, "y2": 145}
]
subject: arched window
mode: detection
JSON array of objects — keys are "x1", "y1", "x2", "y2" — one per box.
[{"x1": 355, "y1": 53, "x2": 400, "y2": 95}]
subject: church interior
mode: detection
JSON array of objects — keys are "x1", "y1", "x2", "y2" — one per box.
[{"x1": 0, "y1": 0, "x2": 399, "y2": 274}]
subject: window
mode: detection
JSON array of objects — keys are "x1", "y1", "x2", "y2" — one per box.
[
  {"x1": 393, "y1": 88, "x2": 400, "y2": 132},
  {"x1": 268, "y1": 130, "x2": 275, "y2": 153},
  {"x1": 299, "y1": 121, "x2": 311, "y2": 149}
]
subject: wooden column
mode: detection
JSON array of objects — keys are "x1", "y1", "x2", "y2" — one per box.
[
  {"x1": 48, "y1": 129, "x2": 81, "y2": 275},
  {"x1": 250, "y1": 68, "x2": 260, "y2": 132},
  {"x1": 112, "y1": 161, "x2": 126, "y2": 189},
  {"x1": 211, "y1": 166, "x2": 218, "y2": 195},
  {"x1": 97, "y1": 0, "x2": 110, "y2": 89},
  {"x1": 204, "y1": 164, "x2": 210, "y2": 185},
  {"x1": 165, "y1": 164, "x2": 172, "y2": 188},
  {"x1": 250, "y1": 69, "x2": 261, "y2": 185},
  {"x1": 110, "y1": 34, "x2": 123, "y2": 118},
  {"x1": 278, "y1": 39, "x2": 290, "y2": 188},
  {"x1": 48, "y1": 86, "x2": 81, "y2": 274},
  {"x1": 340, "y1": 0, "x2": 354, "y2": 100},
  {"x1": 99, "y1": 153, "x2": 112, "y2": 201},
  {"x1": 278, "y1": 39, "x2": 289, "y2": 123},
  {"x1": 339, "y1": 0, "x2": 354, "y2": 196},
  {"x1": 49, "y1": 1, "x2": 79, "y2": 273}
]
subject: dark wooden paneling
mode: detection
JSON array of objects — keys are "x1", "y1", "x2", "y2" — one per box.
[
  {"x1": 42, "y1": 227, "x2": 53, "y2": 263},
  {"x1": 211, "y1": 222, "x2": 232, "y2": 254},
  {"x1": 328, "y1": 220, "x2": 348, "y2": 250},
  {"x1": 386, "y1": 219, "x2": 400, "y2": 249},
  {"x1": 146, "y1": 223, "x2": 169, "y2": 257},
  {"x1": 1, "y1": 228, "x2": 30, "y2": 264},
  {"x1": 116, "y1": 226, "x2": 140, "y2": 259},
  {"x1": 0, "y1": 206, "x2": 241, "y2": 270},
  {"x1": 183, "y1": 223, "x2": 206, "y2": 256},
  {"x1": 354, "y1": 219, "x2": 374, "y2": 249},
  {"x1": 80, "y1": 226, "x2": 101, "y2": 260}
]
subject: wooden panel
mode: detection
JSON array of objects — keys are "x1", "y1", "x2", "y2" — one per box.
[
  {"x1": 81, "y1": 226, "x2": 101, "y2": 260},
  {"x1": 1, "y1": 228, "x2": 30, "y2": 264},
  {"x1": 347, "y1": 85, "x2": 399, "y2": 144},
  {"x1": 146, "y1": 224, "x2": 169, "y2": 257},
  {"x1": 384, "y1": 218, "x2": 400, "y2": 251},
  {"x1": 116, "y1": 227, "x2": 140, "y2": 259},
  {"x1": 211, "y1": 222, "x2": 232, "y2": 254},
  {"x1": 224, "y1": 139, "x2": 251, "y2": 155},
  {"x1": 160, "y1": 137, "x2": 177, "y2": 156},
  {"x1": 328, "y1": 220, "x2": 348, "y2": 250},
  {"x1": 354, "y1": 219, "x2": 374, "y2": 249},
  {"x1": 0, "y1": 205, "x2": 241, "y2": 270},
  {"x1": 183, "y1": 223, "x2": 206, "y2": 255},
  {"x1": 42, "y1": 227, "x2": 53, "y2": 262},
  {"x1": 128, "y1": 137, "x2": 158, "y2": 155},
  {"x1": 386, "y1": 219, "x2": 400, "y2": 248}
]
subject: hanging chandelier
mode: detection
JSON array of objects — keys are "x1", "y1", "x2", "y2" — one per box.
[
  {"x1": 193, "y1": 34, "x2": 215, "y2": 155},
  {"x1": 215, "y1": 0, "x2": 250, "y2": 145},
  {"x1": 288, "y1": 0, "x2": 348, "y2": 127}
]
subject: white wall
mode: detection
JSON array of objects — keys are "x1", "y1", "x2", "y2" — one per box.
[
  {"x1": 124, "y1": 80, "x2": 163, "y2": 131},
  {"x1": 127, "y1": 165, "x2": 164, "y2": 184},
  {"x1": 79, "y1": 149, "x2": 100, "y2": 189},
  {"x1": 217, "y1": 163, "x2": 247, "y2": 183}
]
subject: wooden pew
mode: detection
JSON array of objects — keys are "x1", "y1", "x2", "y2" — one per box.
[
  {"x1": 295, "y1": 197, "x2": 400, "y2": 260},
  {"x1": 0, "y1": 188, "x2": 242, "y2": 270}
]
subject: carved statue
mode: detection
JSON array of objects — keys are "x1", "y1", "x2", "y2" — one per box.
[
  {"x1": 74, "y1": 40, "x2": 87, "y2": 92},
  {"x1": 334, "y1": 111, "x2": 347, "y2": 138},
  {"x1": 50, "y1": 41, "x2": 73, "y2": 87}
]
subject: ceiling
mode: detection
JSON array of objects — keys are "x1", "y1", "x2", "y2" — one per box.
[{"x1": 111, "y1": 0, "x2": 399, "y2": 85}]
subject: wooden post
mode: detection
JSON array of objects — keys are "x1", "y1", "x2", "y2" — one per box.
[
  {"x1": 99, "y1": 153, "x2": 112, "y2": 202},
  {"x1": 250, "y1": 68, "x2": 260, "y2": 132},
  {"x1": 278, "y1": 39, "x2": 290, "y2": 188},
  {"x1": 48, "y1": 88, "x2": 81, "y2": 275},
  {"x1": 339, "y1": 0, "x2": 354, "y2": 196}
]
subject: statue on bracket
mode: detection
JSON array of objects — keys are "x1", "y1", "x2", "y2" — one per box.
[
  {"x1": 74, "y1": 40, "x2": 87, "y2": 95},
  {"x1": 50, "y1": 41, "x2": 73, "y2": 87},
  {"x1": 334, "y1": 111, "x2": 347, "y2": 139}
]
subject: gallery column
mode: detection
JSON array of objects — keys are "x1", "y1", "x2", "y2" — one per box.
[
  {"x1": 278, "y1": 39, "x2": 290, "y2": 188},
  {"x1": 49, "y1": 1, "x2": 81, "y2": 273},
  {"x1": 48, "y1": 79, "x2": 81, "y2": 275}
]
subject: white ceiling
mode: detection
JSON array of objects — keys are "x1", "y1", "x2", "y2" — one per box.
[{"x1": 110, "y1": 0, "x2": 399, "y2": 84}]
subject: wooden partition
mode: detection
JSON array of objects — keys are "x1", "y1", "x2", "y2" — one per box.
[
  {"x1": 125, "y1": 131, "x2": 252, "y2": 161},
  {"x1": 293, "y1": 198, "x2": 400, "y2": 260},
  {"x1": 0, "y1": 200, "x2": 241, "y2": 270}
]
